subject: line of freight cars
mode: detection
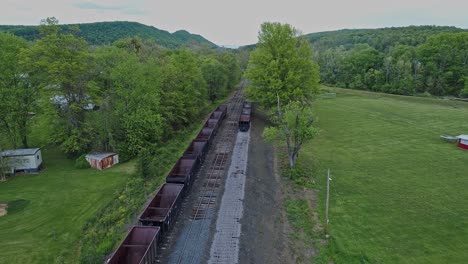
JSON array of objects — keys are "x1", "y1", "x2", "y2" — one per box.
[
  {"x1": 105, "y1": 105, "x2": 227, "y2": 264},
  {"x1": 238, "y1": 101, "x2": 252, "y2": 132}
]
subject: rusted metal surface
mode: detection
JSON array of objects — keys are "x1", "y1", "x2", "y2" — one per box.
[
  {"x1": 216, "y1": 104, "x2": 227, "y2": 115},
  {"x1": 241, "y1": 108, "x2": 251, "y2": 115},
  {"x1": 195, "y1": 127, "x2": 214, "y2": 146},
  {"x1": 238, "y1": 99, "x2": 252, "y2": 132},
  {"x1": 86, "y1": 152, "x2": 119, "y2": 170},
  {"x1": 105, "y1": 226, "x2": 160, "y2": 264},
  {"x1": 238, "y1": 115, "x2": 251, "y2": 132},
  {"x1": 166, "y1": 158, "x2": 200, "y2": 189},
  {"x1": 182, "y1": 140, "x2": 208, "y2": 163},
  {"x1": 210, "y1": 111, "x2": 224, "y2": 120},
  {"x1": 139, "y1": 184, "x2": 184, "y2": 234},
  {"x1": 204, "y1": 119, "x2": 219, "y2": 131}
]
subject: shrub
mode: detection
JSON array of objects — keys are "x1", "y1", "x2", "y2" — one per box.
[{"x1": 74, "y1": 154, "x2": 90, "y2": 169}]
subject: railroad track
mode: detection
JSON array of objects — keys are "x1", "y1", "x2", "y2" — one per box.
[{"x1": 158, "y1": 83, "x2": 246, "y2": 264}]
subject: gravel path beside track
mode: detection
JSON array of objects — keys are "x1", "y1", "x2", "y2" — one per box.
[{"x1": 208, "y1": 130, "x2": 250, "y2": 263}]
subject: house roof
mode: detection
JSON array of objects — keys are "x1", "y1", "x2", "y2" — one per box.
[
  {"x1": 0, "y1": 148, "x2": 40, "y2": 157},
  {"x1": 85, "y1": 153, "x2": 117, "y2": 161},
  {"x1": 457, "y1": 135, "x2": 468, "y2": 140}
]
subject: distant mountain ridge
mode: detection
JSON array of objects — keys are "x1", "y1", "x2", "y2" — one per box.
[
  {"x1": 0, "y1": 21, "x2": 217, "y2": 48},
  {"x1": 240, "y1": 25, "x2": 467, "y2": 51},
  {"x1": 303, "y1": 25, "x2": 467, "y2": 51}
]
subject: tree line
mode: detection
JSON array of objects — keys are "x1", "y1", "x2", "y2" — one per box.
[
  {"x1": 310, "y1": 27, "x2": 468, "y2": 97},
  {"x1": 0, "y1": 18, "x2": 241, "y2": 163}
]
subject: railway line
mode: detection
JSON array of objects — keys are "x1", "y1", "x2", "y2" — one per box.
[
  {"x1": 162, "y1": 88, "x2": 245, "y2": 264},
  {"x1": 104, "y1": 81, "x2": 251, "y2": 264}
]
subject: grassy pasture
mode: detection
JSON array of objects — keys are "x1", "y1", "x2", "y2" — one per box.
[
  {"x1": 299, "y1": 88, "x2": 468, "y2": 263},
  {"x1": 0, "y1": 149, "x2": 132, "y2": 263}
]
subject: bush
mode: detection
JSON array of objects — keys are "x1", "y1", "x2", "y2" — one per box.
[
  {"x1": 459, "y1": 87, "x2": 468, "y2": 98},
  {"x1": 136, "y1": 148, "x2": 152, "y2": 179},
  {"x1": 74, "y1": 154, "x2": 90, "y2": 169}
]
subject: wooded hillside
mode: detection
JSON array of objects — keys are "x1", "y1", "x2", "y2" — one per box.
[
  {"x1": 0, "y1": 21, "x2": 216, "y2": 48},
  {"x1": 306, "y1": 26, "x2": 468, "y2": 97}
]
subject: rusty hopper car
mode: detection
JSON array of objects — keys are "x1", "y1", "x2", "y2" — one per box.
[
  {"x1": 183, "y1": 140, "x2": 208, "y2": 163},
  {"x1": 241, "y1": 108, "x2": 251, "y2": 116},
  {"x1": 215, "y1": 105, "x2": 227, "y2": 120},
  {"x1": 239, "y1": 114, "x2": 251, "y2": 132},
  {"x1": 210, "y1": 111, "x2": 224, "y2": 121},
  {"x1": 204, "y1": 118, "x2": 219, "y2": 132},
  {"x1": 139, "y1": 183, "x2": 184, "y2": 234},
  {"x1": 105, "y1": 226, "x2": 160, "y2": 264},
  {"x1": 216, "y1": 104, "x2": 227, "y2": 115},
  {"x1": 195, "y1": 127, "x2": 214, "y2": 146},
  {"x1": 166, "y1": 157, "x2": 200, "y2": 188}
]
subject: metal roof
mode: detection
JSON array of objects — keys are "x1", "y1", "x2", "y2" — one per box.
[
  {"x1": 85, "y1": 152, "x2": 117, "y2": 161},
  {"x1": 0, "y1": 148, "x2": 40, "y2": 157}
]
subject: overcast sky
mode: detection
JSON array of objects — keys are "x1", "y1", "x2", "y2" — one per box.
[{"x1": 1, "y1": 0, "x2": 467, "y2": 46}]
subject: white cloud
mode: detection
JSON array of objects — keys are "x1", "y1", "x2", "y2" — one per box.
[{"x1": 0, "y1": 0, "x2": 466, "y2": 46}]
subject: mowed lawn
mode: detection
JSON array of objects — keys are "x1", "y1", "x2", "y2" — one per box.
[
  {"x1": 302, "y1": 88, "x2": 468, "y2": 263},
  {"x1": 0, "y1": 149, "x2": 132, "y2": 263}
]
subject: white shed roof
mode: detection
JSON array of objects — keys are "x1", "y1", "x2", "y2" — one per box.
[
  {"x1": 457, "y1": 135, "x2": 468, "y2": 140},
  {"x1": 0, "y1": 148, "x2": 40, "y2": 157},
  {"x1": 85, "y1": 153, "x2": 117, "y2": 161}
]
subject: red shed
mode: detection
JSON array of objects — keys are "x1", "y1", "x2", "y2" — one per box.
[
  {"x1": 457, "y1": 135, "x2": 468, "y2": 150},
  {"x1": 85, "y1": 153, "x2": 119, "y2": 170}
]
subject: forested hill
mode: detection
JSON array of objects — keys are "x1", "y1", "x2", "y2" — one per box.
[
  {"x1": 0, "y1": 21, "x2": 216, "y2": 48},
  {"x1": 304, "y1": 26, "x2": 467, "y2": 52},
  {"x1": 301, "y1": 26, "x2": 468, "y2": 97}
]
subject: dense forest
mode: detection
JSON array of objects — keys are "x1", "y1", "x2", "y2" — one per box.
[
  {"x1": 306, "y1": 26, "x2": 468, "y2": 97},
  {"x1": 0, "y1": 18, "x2": 240, "y2": 161},
  {"x1": 0, "y1": 21, "x2": 216, "y2": 48}
]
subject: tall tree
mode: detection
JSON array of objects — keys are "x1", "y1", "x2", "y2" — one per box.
[
  {"x1": 201, "y1": 57, "x2": 228, "y2": 102},
  {"x1": 22, "y1": 18, "x2": 96, "y2": 156},
  {"x1": 245, "y1": 22, "x2": 320, "y2": 109},
  {"x1": 0, "y1": 33, "x2": 36, "y2": 148},
  {"x1": 159, "y1": 49, "x2": 207, "y2": 133},
  {"x1": 264, "y1": 101, "x2": 318, "y2": 169},
  {"x1": 417, "y1": 32, "x2": 468, "y2": 96},
  {"x1": 246, "y1": 22, "x2": 320, "y2": 168}
]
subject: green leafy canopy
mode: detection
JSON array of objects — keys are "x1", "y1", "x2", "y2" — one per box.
[{"x1": 245, "y1": 22, "x2": 320, "y2": 109}]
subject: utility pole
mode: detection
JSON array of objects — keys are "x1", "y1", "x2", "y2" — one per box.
[{"x1": 325, "y1": 169, "x2": 331, "y2": 238}]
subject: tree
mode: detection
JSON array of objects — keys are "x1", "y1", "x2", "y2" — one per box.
[
  {"x1": 264, "y1": 101, "x2": 318, "y2": 169},
  {"x1": 91, "y1": 46, "x2": 164, "y2": 159},
  {"x1": 214, "y1": 52, "x2": 241, "y2": 88},
  {"x1": 417, "y1": 32, "x2": 468, "y2": 96},
  {"x1": 159, "y1": 49, "x2": 207, "y2": 133},
  {"x1": 0, "y1": 33, "x2": 36, "y2": 148},
  {"x1": 0, "y1": 147, "x2": 9, "y2": 181},
  {"x1": 21, "y1": 18, "x2": 96, "y2": 156},
  {"x1": 246, "y1": 22, "x2": 320, "y2": 168},
  {"x1": 245, "y1": 22, "x2": 320, "y2": 109},
  {"x1": 201, "y1": 58, "x2": 228, "y2": 102}
]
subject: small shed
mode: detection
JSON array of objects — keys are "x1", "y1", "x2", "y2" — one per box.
[
  {"x1": 457, "y1": 135, "x2": 468, "y2": 150},
  {"x1": 0, "y1": 148, "x2": 43, "y2": 173},
  {"x1": 85, "y1": 153, "x2": 119, "y2": 170}
]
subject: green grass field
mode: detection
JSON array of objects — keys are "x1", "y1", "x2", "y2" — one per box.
[
  {"x1": 299, "y1": 88, "x2": 468, "y2": 263},
  {"x1": 0, "y1": 148, "x2": 133, "y2": 263}
]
